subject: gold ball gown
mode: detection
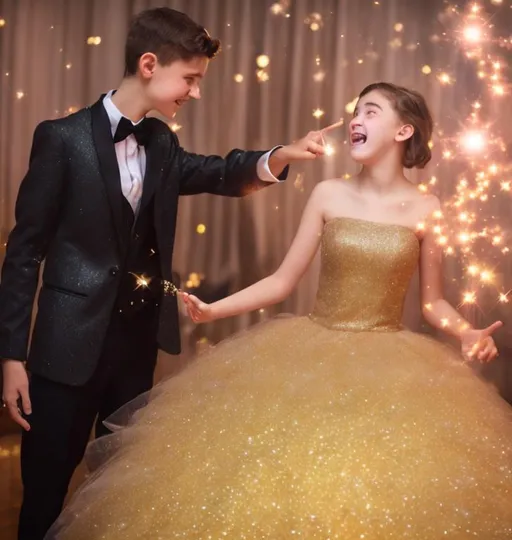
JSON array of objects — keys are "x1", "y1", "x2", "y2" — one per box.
[{"x1": 47, "y1": 218, "x2": 512, "y2": 539}]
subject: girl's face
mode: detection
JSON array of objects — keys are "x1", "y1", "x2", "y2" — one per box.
[{"x1": 349, "y1": 90, "x2": 413, "y2": 166}]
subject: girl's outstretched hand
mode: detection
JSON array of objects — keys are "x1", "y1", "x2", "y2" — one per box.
[
  {"x1": 460, "y1": 321, "x2": 502, "y2": 363},
  {"x1": 181, "y1": 292, "x2": 214, "y2": 323}
]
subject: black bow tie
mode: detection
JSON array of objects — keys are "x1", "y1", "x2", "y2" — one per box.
[{"x1": 113, "y1": 116, "x2": 151, "y2": 146}]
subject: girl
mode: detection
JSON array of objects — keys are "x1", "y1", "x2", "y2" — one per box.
[{"x1": 48, "y1": 83, "x2": 512, "y2": 539}]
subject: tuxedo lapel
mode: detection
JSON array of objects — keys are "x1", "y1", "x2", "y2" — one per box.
[{"x1": 90, "y1": 97, "x2": 127, "y2": 254}]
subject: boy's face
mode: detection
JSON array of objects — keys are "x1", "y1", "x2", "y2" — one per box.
[{"x1": 145, "y1": 56, "x2": 209, "y2": 119}]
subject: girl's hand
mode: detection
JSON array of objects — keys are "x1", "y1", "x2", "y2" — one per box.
[
  {"x1": 460, "y1": 321, "x2": 502, "y2": 363},
  {"x1": 180, "y1": 292, "x2": 214, "y2": 323}
]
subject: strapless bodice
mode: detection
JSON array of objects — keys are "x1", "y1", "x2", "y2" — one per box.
[{"x1": 310, "y1": 217, "x2": 420, "y2": 331}]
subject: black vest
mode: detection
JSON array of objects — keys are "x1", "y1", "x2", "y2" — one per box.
[{"x1": 115, "y1": 197, "x2": 162, "y2": 315}]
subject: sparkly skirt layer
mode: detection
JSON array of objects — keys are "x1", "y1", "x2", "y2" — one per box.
[{"x1": 47, "y1": 316, "x2": 512, "y2": 539}]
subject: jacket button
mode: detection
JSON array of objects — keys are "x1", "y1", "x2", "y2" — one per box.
[{"x1": 109, "y1": 266, "x2": 119, "y2": 276}]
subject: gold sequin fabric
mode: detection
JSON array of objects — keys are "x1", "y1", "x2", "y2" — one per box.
[{"x1": 48, "y1": 218, "x2": 512, "y2": 539}]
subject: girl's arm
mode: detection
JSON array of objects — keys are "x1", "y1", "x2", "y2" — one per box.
[
  {"x1": 183, "y1": 182, "x2": 328, "y2": 322},
  {"x1": 419, "y1": 197, "x2": 501, "y2": 361}
]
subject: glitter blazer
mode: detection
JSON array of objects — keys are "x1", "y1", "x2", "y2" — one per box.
[{"x1": 0, "y1": 96, "x2": 288, "y2": 385}]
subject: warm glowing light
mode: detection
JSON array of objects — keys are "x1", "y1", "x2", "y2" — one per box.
[
  {"x1": 345, "y1": 97, "x2": 358, "y2": 115},
  {"x1": 186, "y1": 272, "x2": 203, "y2": 288},
  {"x1": 458, "y1": 232, "x2": 471, "y2": 244},
  {"x1": 324, "y1": 144, "x2": 335, "y2": 156},
  {"x1": 462, "y1": 291, "x2": 476, "y2": 304},
  {"x1": 270, "y1": 2, "x2": 284, "y2": 15},
  {"x1": 438, "y1": 72, "x2": 453, "y2": 85},
  {"x1": 460, "y1": 130, "x2": 487, "y2": 153},
  {"x1": 304, "y1": 13, "x2": 323, "y2": 31},
  {"x1": 131, "y1": 273, "x2": 152, "y2": 290},
  {"x1": 256, "y1": 55, "x2": 270, "y2": 68},
  {"x1": 463, "y1": 24, "x2": 483, "y2": 43},
  {"x1": 234, "y1": 73, "x2": 244, "y2": 83},
  {"x1": 313, "y1": 70, "x2": 326, "y2": 82},
  {"x1": 313, "y1": 108, "x2": 325, "y2": 119},
  {"x1": 468, "y1": 265, "x2": 480, "y2": 276},
  {"x1": 256, "y1": 69, "x2": 269, "y2": 82},
  {"x1": 480, "y1": 270, "x2": 494, "y2": 283}
]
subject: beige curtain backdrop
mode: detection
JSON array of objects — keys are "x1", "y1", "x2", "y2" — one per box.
[{"x1": 0, "y1": 0, "x2": 511, "y2": 392}]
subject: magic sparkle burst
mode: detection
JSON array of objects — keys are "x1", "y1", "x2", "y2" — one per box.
[{"x1": 410, "y1": 1, "x2": 511, "y2": 321}]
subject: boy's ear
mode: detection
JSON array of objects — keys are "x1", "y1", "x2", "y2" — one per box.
[{"x1": 139, "y1": 53, "x2": 157, "y2": 78}]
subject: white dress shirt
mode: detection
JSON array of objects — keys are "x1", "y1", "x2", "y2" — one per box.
[{"x1": 102, "y1": 91, "x2": 281, "y2": 215}]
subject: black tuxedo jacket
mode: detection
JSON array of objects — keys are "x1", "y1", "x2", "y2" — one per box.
[{"x1": 0, "y1": 96, "x2": 287, "y2": 385}]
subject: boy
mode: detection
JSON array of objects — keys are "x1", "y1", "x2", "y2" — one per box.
[{"x1": 0, "y1": 7, "x2": 327, "y2": 540}]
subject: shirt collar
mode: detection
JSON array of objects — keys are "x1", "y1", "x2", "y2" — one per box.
[{"x1": 102, "y1": 90, "x2": 145, "y2": 138}]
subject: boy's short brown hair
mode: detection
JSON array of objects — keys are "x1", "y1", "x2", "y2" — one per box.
[{"x1": 124, "y1": 7, "x2": 220, "y2": 76}]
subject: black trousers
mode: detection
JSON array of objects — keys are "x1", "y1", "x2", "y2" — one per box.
[{"x1": 17, "y1": 304, "x2": 159, "y2": 540}]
